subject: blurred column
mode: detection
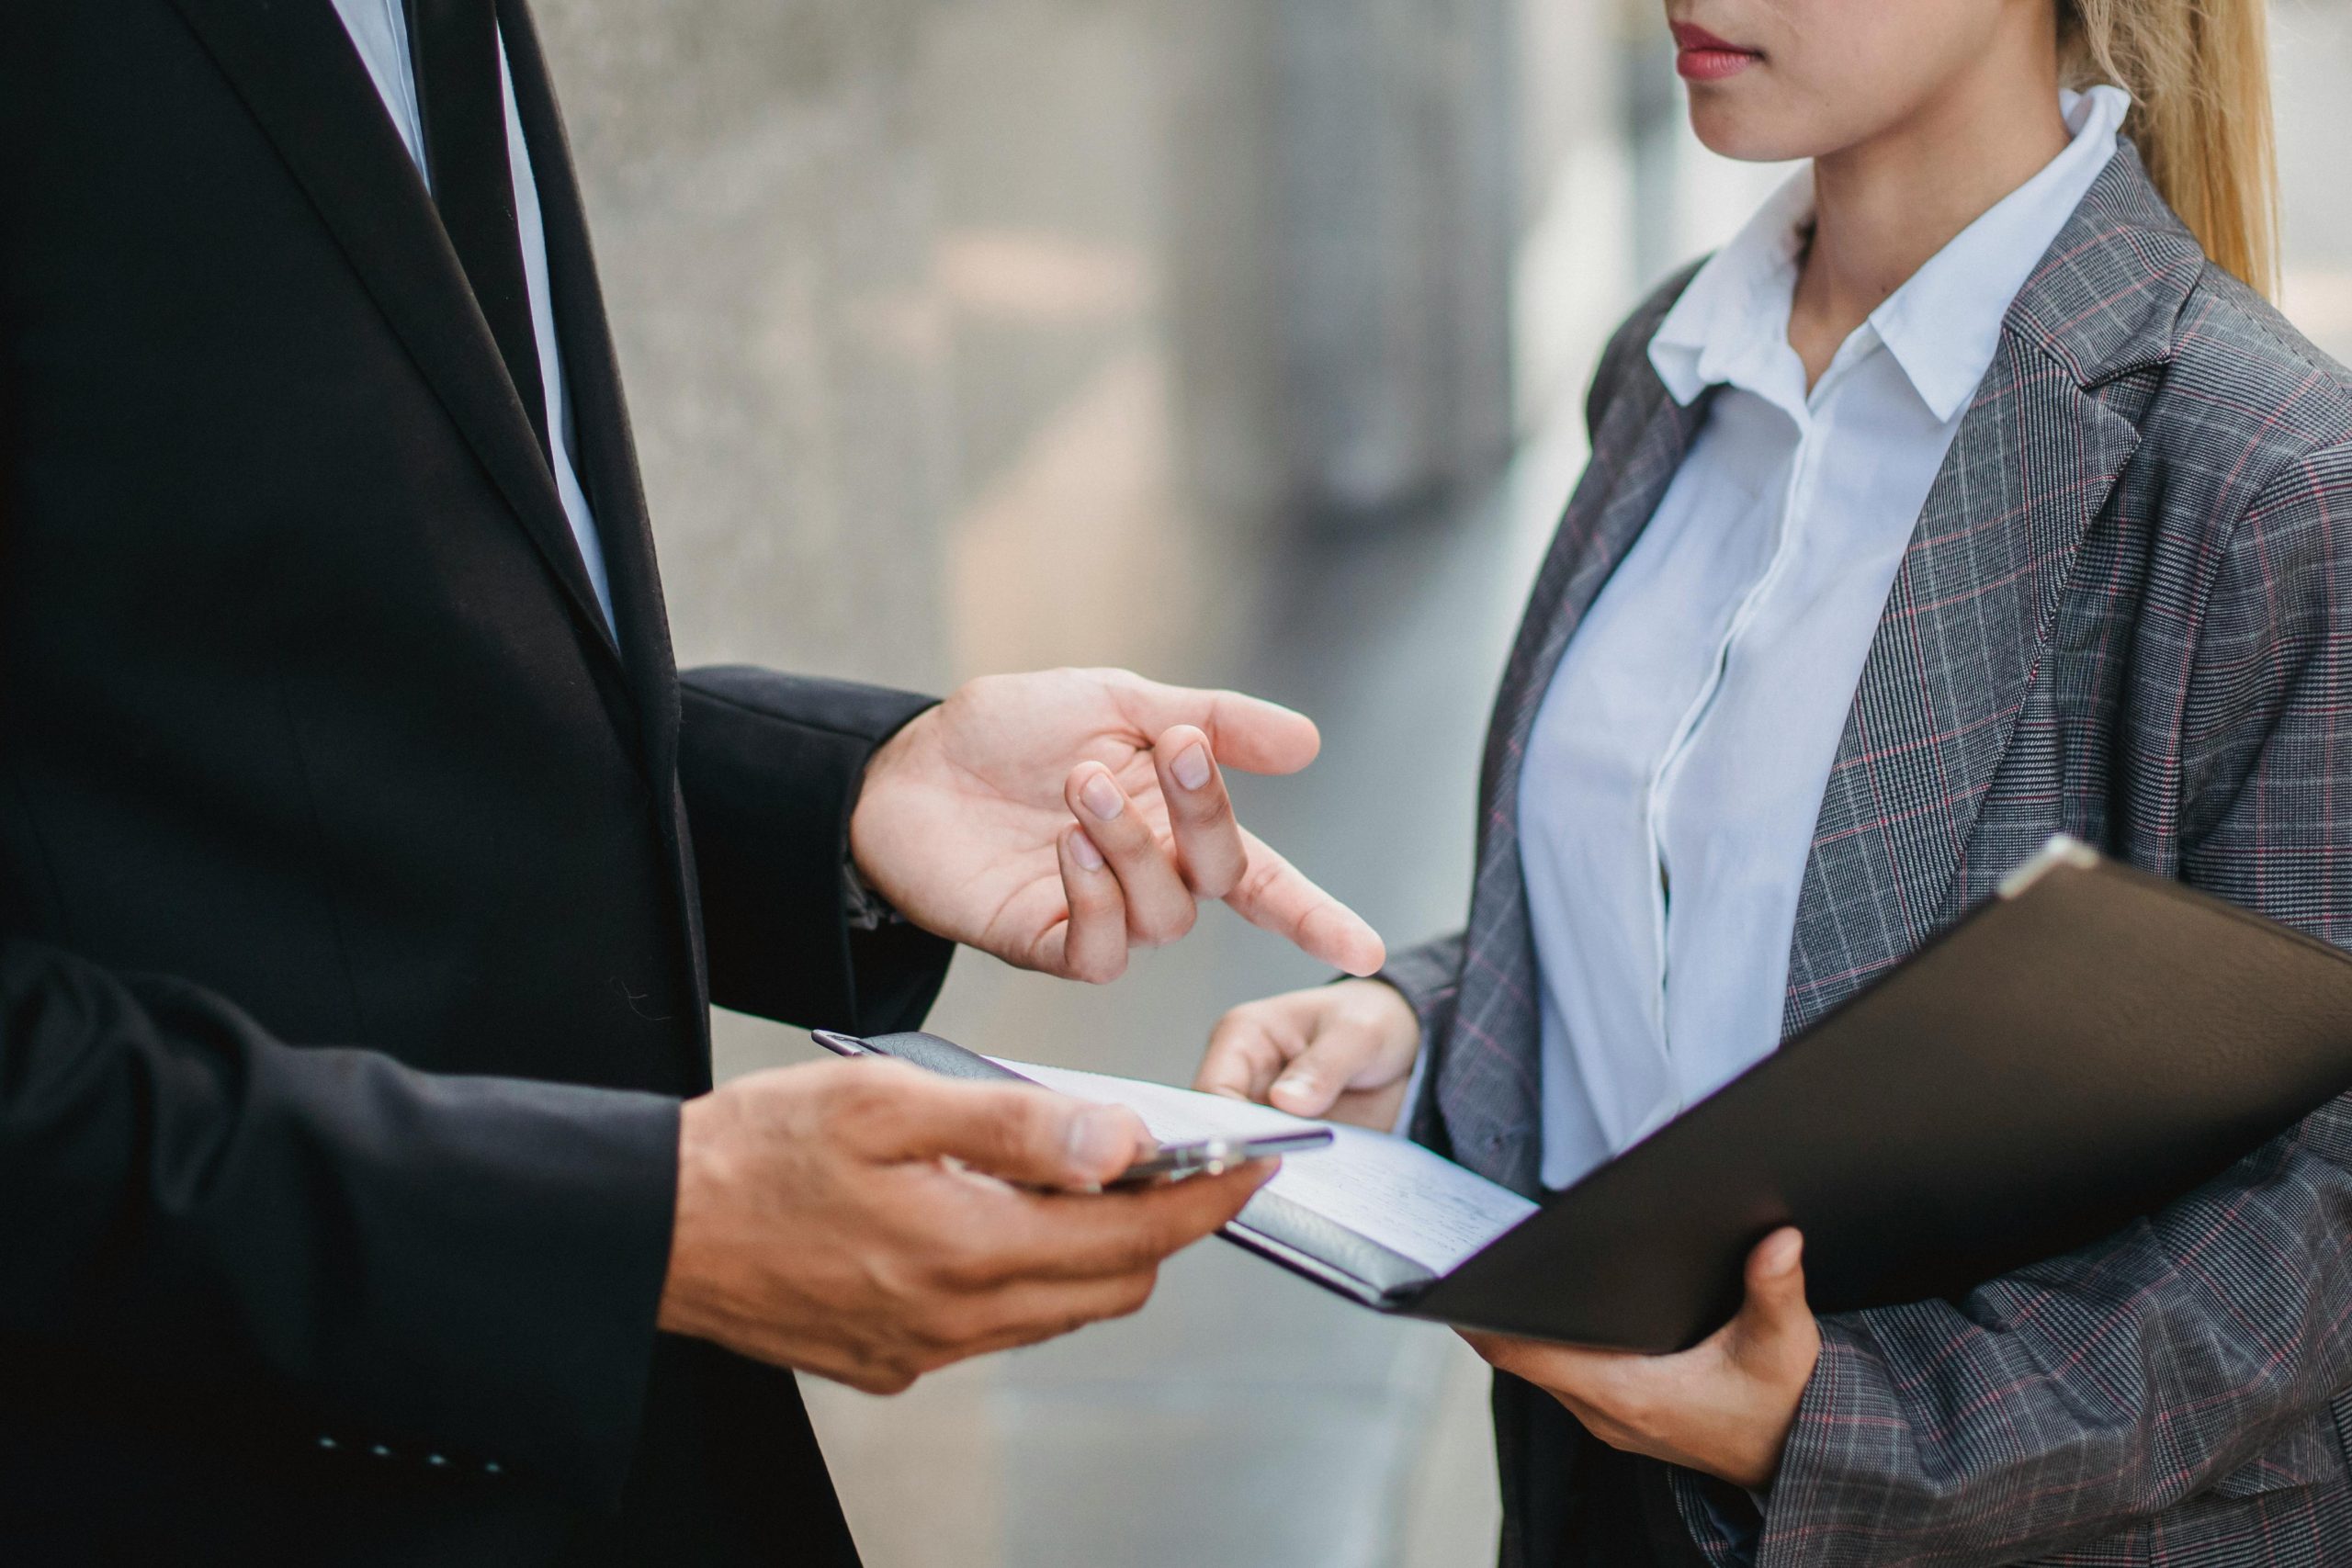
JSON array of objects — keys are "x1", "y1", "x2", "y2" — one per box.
[
  {"x1": 532, "y1": 0, "x2": 957, "y2": 694},
  {"x1": 1160, "y1": 0, "x2": 1520, "y2": 526}
]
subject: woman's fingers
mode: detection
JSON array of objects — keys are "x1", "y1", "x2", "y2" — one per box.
[
  {"x1": 1196, "y1": 983, "x2": 1420, "y2": 1118},
  {"x1": 1151, "y1": 725, "x2": 1249, "y2": 899},
  {"x1": 1263, "y1": 1004, "x2": 1393, "y2": 1117},
  {"x1": 1064, "y1": 761, "x2": 1198, "y2": 946},
  {"x1": 1197, "y1": 999, "x2": 1307, "y2": 1102}
]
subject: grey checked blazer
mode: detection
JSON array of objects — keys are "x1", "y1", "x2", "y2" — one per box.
[{"x1": 1384, "y1": 144, "x2": 2352, "y2": 1567}]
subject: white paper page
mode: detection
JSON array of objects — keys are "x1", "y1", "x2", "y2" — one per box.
[{"x1": 999, "y1": 1059, "x2": 1537, "y2": 1276}]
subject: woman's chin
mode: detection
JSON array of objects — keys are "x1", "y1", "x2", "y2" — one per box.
[{"x1": 1685, "y1": 103, "x2": 1826, "y2": 166}]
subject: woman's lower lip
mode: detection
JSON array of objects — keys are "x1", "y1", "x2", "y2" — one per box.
[{"x1": 1676, "y1": 46, "x2": 1758, "y2": 82}]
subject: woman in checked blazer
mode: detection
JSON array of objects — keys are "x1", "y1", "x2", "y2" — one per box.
[{"x1": 1195, "y1": 0, "x2": 2352, "y2": 1563}]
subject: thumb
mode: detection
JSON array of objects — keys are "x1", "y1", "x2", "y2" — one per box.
[
  {"x1": 848, "y1": 1066, "x2": 1157, "y2": 1188},
  {"x1": 1729, "y1": 1228, "x2": 1811, "y2": 1355},
  {"x1": 1267, "y1": 1021, "x2": 1385, "y2": 1117}
]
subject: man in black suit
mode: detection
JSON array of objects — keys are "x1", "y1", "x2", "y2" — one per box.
[{"x1": 0, "y1": 0, "x2": 1386, "y2": 1562}]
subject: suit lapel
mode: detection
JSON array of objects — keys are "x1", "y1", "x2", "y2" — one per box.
[
  {"x1": 495, "y1": 0, "x2": 709, "y2": 1062},
  {"x1": 1779, "y1": 344, "x2": 2138, "y2": 1032},
  {"x1": 1779, "y1": 146, "x2": 2198, "y2": 1034},
  {"x1": 497, "y1": 0, "x2": 679, "y2": 777},
  {"x1": 164, "y1": 0, "x2": 624, "y2": 667},
  {"x1": 1436, "y1": 375, "x2": 1710, "y2": 1192}
]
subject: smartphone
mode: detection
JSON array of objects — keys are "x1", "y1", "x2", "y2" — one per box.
[{"x1": 1107, "y1": 1128, "x2": 1332, "y2": 1189}]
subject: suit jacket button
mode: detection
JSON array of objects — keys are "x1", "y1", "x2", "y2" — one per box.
[
  {"x1": 316, "y1": 1436, "x2": 338, "y2": 1451},
  {"x1": 483, "y1": 1461, "x2": 503, "y2": 1475},
  {"x1": 369, "y1": 1444, "x2": 391, "y2": 1458},
  {"x1": 426, "y1": 1453, "x2": 448, "y2": 1467}
]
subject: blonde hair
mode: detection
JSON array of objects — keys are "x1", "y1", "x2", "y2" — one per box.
[{"x1": 2060, "y1": 0, "x2": 2279, "y2": 297}]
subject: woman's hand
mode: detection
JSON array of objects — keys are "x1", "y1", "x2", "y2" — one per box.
[
  {"x1": 1463, "y1": 1229, "x2": 1820, "y2": 1492},
  {"x1": 1193, "y1": 979, "x2": 1422, "y2": 1130}
]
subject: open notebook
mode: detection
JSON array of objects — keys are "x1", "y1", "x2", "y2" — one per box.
[
  {"x1": 810, "y1": 1027, "x2": 1533, "y2": 1301},
  {"x1": 1001, "y1": 1060, "x2": 1534, "y2": 1292}
]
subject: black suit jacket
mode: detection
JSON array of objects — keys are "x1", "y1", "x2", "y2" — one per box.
[{"x1": 0, "y1": 1, "x2": 953, "y2": 1562}]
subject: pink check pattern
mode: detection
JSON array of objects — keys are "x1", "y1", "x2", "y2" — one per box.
[{"x1": 1382, "y1": 145, "x2": 2352, "y2": 1567}]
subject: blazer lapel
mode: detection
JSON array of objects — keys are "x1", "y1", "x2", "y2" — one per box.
[
  {"x1": 497, "y1": 0, "x2": 679, "y2": 778},
  {"x1": 494, "y1": 0, "x2": 710, "y2": 1066},
  {"x1": 1780, "y1": 145, "x2": 2198, "y2": 1034},
  {"x1": 165, "y1": 0, "x2": 624, "y2": 667},
  {"x1": 1437, "y1": 374, "x2": 1711, "y2": 1193}
]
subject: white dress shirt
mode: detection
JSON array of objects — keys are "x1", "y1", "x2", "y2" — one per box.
[
  {"x1": 331, "y1": 0, "x2": 617, "y2": 632},
  {"x1": 1507, "y1": 87, "x2": 2128, "y2": 1190}
]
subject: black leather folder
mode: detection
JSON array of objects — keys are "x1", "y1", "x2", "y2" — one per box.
[
  {"x1": 1400, "y1": 835, "x2": 2352, "y2": 1349},
  {"x1": 821, "y1": 836, "x2": 2352, "y2": 1352}
]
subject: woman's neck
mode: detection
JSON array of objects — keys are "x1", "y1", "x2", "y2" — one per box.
[{"x1": 1790, "y1": 41, "x2": 2072, "y2": 389}]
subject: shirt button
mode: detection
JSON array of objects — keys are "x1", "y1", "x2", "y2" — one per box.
[
  {"x1": 426, "y1": 1453, "x2": 449, "y2": 1468},
  {"x1": 316, "y1": 1436, "x2": 338, "y2": 1451},
  {"x1": 369, "y1": 1445, "x2": 391, "y2": 1459},
  {"x1": 483, "y1": 1461, "x2": 503, "y2": 1476}
]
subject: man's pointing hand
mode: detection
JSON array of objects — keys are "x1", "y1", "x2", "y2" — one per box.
[{"x1": 849, "y1": 668, "x2": 1385, "y2": 982}]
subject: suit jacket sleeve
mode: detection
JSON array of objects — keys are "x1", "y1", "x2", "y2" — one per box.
[
  {"x1": 1671, "y1": 438, "x2": 2352, "y2": 1566},
  {"x1": 676, "y1": 666, "x2": 956, "y2": 1034},
  {"x1": 0, "y1": 939, "x2": 681, "y2": 1510}
]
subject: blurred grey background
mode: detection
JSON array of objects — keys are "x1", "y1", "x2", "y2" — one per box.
[{"x1": 530, "y1": 1, "x2": 2352, "y2": 1562}]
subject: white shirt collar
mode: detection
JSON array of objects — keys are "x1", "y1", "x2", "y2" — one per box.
[{"x1": 1650, "y1": 85, "x2": 2130, "y2": 423}]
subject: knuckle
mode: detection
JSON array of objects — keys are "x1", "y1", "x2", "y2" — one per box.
[
  {"x1": 1188, "y1": 869, "x2": 1238, "y2": 903},
  {"x1": 1113, "y1": 1235, "x2": 1167, "y2": 1276},
  {"x1": 1111, "y1": 1269, "x2": 1158, "y2": 1319},
  {"x1": 829, "y1": 1071, "x2": 914, "y2": 1140},
  {"x1": 914, "y1": 1299, "x2": 987, "y2": 1351},
  {"x1": 871, "y1": 1365, "x2": 920, "y2": 1395},
  {"x1": 1595, "y1": 1380, "x2": 1653, "y2": 1430},
  {"x1": 1136, "y1": 903, "x2": 1197, "y2": 948},
  {"x1": 860, "y1": 1254, "x2": 930, "y2": 1316},
  {"x1": 845, "y1": 1346, "x2": 922, "y2": 1396},
  {"x1": 1209, "y1": 1004, "x2": 1259, "y2": 1038},
  {"x1": 923, "y1": 1241, "x2": 997, "y2": 1296},
  {"x1": 1070, "y1": 874, "x2": 1121, "y2": 916}
]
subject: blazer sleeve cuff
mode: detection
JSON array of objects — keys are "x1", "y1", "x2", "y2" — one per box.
[
  {"x1": 1748, "y1": 1316, "x2": 1906, "y2": 1567},
  {"x1": 1661, "y1": 1321, "x2": 1886, "y2": 1568},
  {"x1": 677, "y1": 667, "x2": 955, "y2": 1032},
  {"x1": 323, "y1": 1067, "x2": 684, "y2": 1512},
  {"x1": 1376, "y1": 933, "x2": 1464, "y2": 1150},
  {"x1": 1667, "y1": 1467, "x2": 1764, "y2": 1568}
]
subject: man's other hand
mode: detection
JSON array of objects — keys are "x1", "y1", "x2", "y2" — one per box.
[
  {"x1": 656, "y1": 1058, "x2": 1271, "y2": 1393},
  {"x1": 848, "y1": 668, "x2": 1385, "y2": 982}
]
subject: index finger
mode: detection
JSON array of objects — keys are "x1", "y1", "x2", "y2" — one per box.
[
  {"x1": 1224, "y1": 829, "x2": 1385, "y2": 976},
  {"x1": 977, "y1": 1159, "x2": 1275, "y2": 1282}
]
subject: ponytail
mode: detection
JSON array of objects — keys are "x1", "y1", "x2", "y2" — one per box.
[{"x1": 2060, "y1": 0, "x2": 2279, "y2": 297}]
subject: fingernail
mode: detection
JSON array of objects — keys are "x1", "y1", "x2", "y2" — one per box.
[
  {"x1": 1272, "y1": 1076, "x2": 1310, "y2": 1103},
  {"x1": 1171, "y1": 744, "x2": 1212, "y2": 792},
  {"x1": 1080, "y1": 773, "x2": 1125, "y2": 821},
  {"x1": 1068, "y1": 1107, "x2": 1132, "y2": 1174},
  {"x1": 1070, "y1": 829, "x2": 1105, "y2": 872}
]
